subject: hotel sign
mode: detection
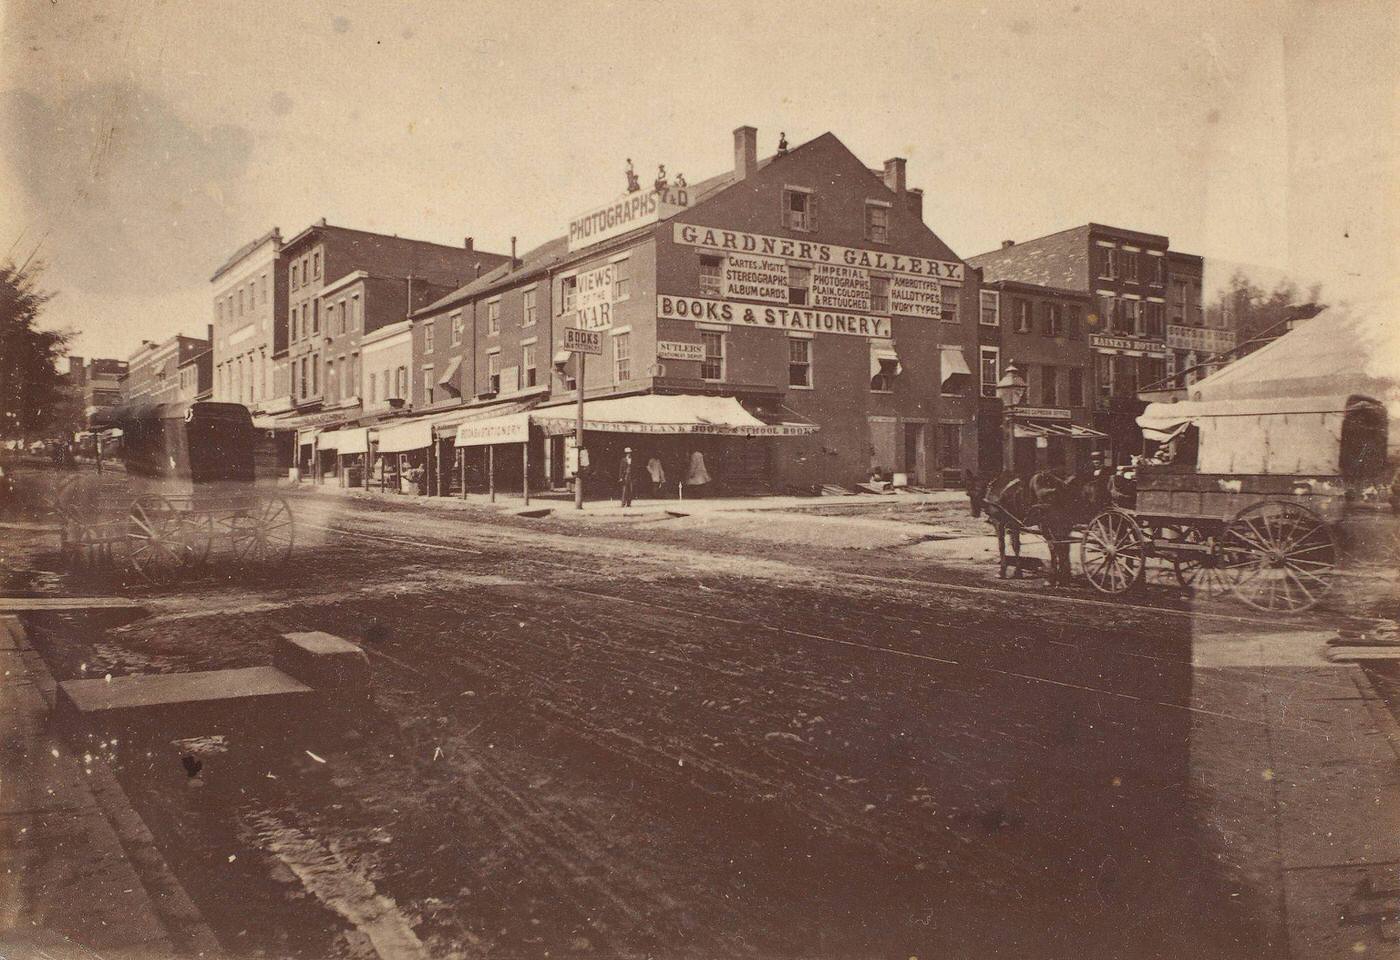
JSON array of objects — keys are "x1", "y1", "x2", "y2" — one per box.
[
  {"x1": 1091, "y1": 334, "x2": 1169, "y2": 358},
  {"x1": 673, "y1": 223, "x2": 963, "y2": 281},
  {"x1": 721, "y1": 253, "x2": 788, "y2": 303},
  {"x1": 1166, "y1": 325, "x2": 1236, "y2": 353},
  {"x1": 657, "y1": 340, "x2": 706, "y2": 362},
  {"x1": 568, "y1": 187, "x2": 690, "y2": 252},
  {"x1": 657, "y1": 295, "x2": 890, "y2": 339}
]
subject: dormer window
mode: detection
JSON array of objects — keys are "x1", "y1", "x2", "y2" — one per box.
[
  {"x1": 783, "y1": 187, "x2": 815, "y2": 232},
  {"x1": 865, "y1": 202, "x2": 890, "y2": 243}
]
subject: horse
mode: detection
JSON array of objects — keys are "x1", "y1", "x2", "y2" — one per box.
[{"x1": 968, "y1": 469, "x2": 1112, "y2": 585}]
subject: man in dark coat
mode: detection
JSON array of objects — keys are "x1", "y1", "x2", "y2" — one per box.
[{"x1": 618, "y1": 447, "x2": 636, "y2": 507}]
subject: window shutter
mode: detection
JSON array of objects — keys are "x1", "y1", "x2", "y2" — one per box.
[{"x1": 807, "y1": 194, "x2": 818, "y2": 232}]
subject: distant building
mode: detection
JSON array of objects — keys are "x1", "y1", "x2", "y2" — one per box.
[
  {"x1": 210, "y1": 227, "x2": 284, "y2": 414},
  {"x1": 66, "y1": 356, "x2": 128, "y2": 427},
  {"x1": 124, "y1": 332, "x2": 211, "y2": 405},
  {"x1": 177, "y1": 348, "x2": 214, "y2": 402}
]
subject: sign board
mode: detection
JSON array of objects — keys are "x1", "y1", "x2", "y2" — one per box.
[
  {"x1": 721, "y1": 254, "x2": 788, "y2": 303},
  {"x1": 568, "y1": 187, "x2": 690, "y2": 253},
  {"x1": 563, "y1": 327, "x2": 603, "y2": 355},
  {"x1": 657, "y1": 341, "x2": 706, "y2": 362},
  {"x1": 1166, "y1": 324, "x2": 1236, "y2": 353},
  {"x1": 575, "y1": 264, "x2": 616, "y2": 331},
  {"x1": 811, "y1": 263, "x2": 871, "y2": 311},
  {"x1": 1012, "y1": 407, "x2": 1072, "y2": 421},
  {"x1": 657, "y1": 295, "x2": 891, "y2": 339},
  {"x1": 455, "y1": 413, "x2": 530, "y2": 447},
  {"x1": 564, "y1": 436, "x2": 589, "y2": 477},
  {"x1": 1090, "y1": 334, "x2": 1169, "y2": 358},
  {"x1": 673, "y1": 222, "x2": 964, "y2": 281},
  {"x1": 890, "y1": 275, "x2": 942, "y2": 318}
]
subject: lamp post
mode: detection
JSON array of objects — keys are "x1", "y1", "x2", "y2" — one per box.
[{"x1": 995, "y1": 361, "x2": 1027, "y2": 476}]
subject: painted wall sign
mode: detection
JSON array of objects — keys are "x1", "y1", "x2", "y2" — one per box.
[
  {"x1": 657, "y1": 341, "x2": 706, "y2": 362},
  {"x1": 1166, "y1": 325, "x2": 1237, "y2": 353},
  {"x1": 568, "y1": 187, "x2": 690, "y2": 252},
  {"x1": 657, "y1": 295, "x2": 890, "y2": 339},
  {"x1": 810, "y1": 263, "x2": 871, "y2": 311},
  {"x1": 1090, "y1": 334, "x2": 1169, "y2": 358},
  {"x1": 721, "y1": 253, "x2": 789, "y2": 303},
  {"x1": 889, "y1": 275, "x2": 942, "y2": 318},
  {"x1": 1012, "y1": 407, "x2": 1072, "y2": 421},
  {"x1": 673, "y1": 222, "x2": 964, "y2": 281},
  {"x1": 455, "y1": 413, "x2": 531, "y2": 447},
  {"x1": 575, "y1": 264, "x2": 616, "y2": 330}
]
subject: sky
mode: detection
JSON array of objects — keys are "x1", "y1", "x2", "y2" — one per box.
[{"x1": 1, "y1": 0, "x2": 1395, "y2": 363}]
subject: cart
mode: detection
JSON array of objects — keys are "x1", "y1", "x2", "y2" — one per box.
[
  {"x1": 1079, "y1": 392, "x2": 1389, "y2": 613},
  {"x1": 52, "y1": 401, "x2": 294, "y2": 583}
]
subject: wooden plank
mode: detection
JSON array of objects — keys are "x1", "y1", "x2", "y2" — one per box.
[
  {"x1": 0, "y1": 596, "x2": 142, "y2": 612},
  {"x1": 1325, "y1": 646, "x2": 1400, "y2": 661}
]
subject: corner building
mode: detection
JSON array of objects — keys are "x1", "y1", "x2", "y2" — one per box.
[{"x1": 410, "y1": 127, "x2": 981, "y2": 496}]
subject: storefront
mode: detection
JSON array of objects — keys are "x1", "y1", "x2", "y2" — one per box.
[
  {"x1": 373, "y1": 418, "x2": 434, "y2": 495},
  {"x1": 1004, "y1": 407, "x2": 1107, "y2": 476}
]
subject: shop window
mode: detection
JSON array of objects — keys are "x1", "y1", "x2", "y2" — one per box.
[
  {"x1": 870, "y1": 275, "x2": 890, "y2": 313},
  {"x1": 613, "y1": 332, "x2": 631, "y2": 382},
  {"x1": 788, "y1": 265, "x2": 811, "y2": 306},
  {"x1": 699, "y1": 255, "x2": 723, "y2": 296},
  {"x1": 522, "y1": 343, "x2": 537, "y2": 387},
  {"x1": 523, "y1": 288, "x2": 537, "y2": 326},
  {"x1": 487, "y1": 300, "x2": 500, "y2": 335},
  {"x1": 865, "y1": 202, "x2": 889, "y2": 243},
  {"x1": 784, "y1": 188, "x2": 814, "y2": 232},
  {"x1": 701, "y1": 332, "x2": 724, "y2": 381},
  {"x1": 939, "y1": 284, "x2": 960, "y2": 323},
  {"x1": 788, "y1": 337, "x2": 812, "y2": 388},
  {"x1": 979, "y1": 290, "x2": 999, "y2": 326},
  {"x1": 613, "y1": 257, "x2": 631, "y2": 301},
  {"x1": 980, "y1": 346, "x2": 1000, "y2": 399},
  {"x1": 450, "y1": 311, "x2": 464, "y2": 346}
]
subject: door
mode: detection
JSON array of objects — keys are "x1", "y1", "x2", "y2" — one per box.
[{"x1": 903, "y1": 422, "x2": 925, "y2": 484}]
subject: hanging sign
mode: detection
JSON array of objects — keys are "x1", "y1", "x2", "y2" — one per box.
[
  {"x1": 721, "y1": 254, "x2": 788, "y2": 303},
  {"x1": 810, "y1": 263, "x2": 871, "y2": 311},
  {"x1": 563, "y1": 327, "x2": 603, "y2": 355}
]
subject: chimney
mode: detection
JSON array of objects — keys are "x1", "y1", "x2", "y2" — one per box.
[
  {"x1": 906, "y1": 187, "x2": 924, "y2": 223},
  {"x1": 1001, "y1": 240, "x2": 1015, "y2": 249},
  {"x1": 475, "y1": 263, "x2": 482, "y2": 278},
  {"x1": 206, "y1": 323, "x2": 213, "y2": 344},
  {"x1": 464, "y1": 236, "x2": 474, "y2": 252},
  {"x1": 510, "y1": 236, "x2": 517, "y2": 270},
  {"x1": 734, "y1": 125, "x2": 757, "y2": 180},
  {"x1": 882, "y1": 158, "x2": 907, "y2": 195}
]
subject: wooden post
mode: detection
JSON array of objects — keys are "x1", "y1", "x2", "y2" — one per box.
[
  {"x1": 574, "y1": 353, "x2": 585, "y2": 509},
  {"x1": 459, "y1": 448, "x2": 467, "y2": 500},
  {"x1": 522, "y1": 436, "x2": 530, "y2": 506},
  {"x1": 488, "y1": 445, "x2": 495, "y2": 503}
]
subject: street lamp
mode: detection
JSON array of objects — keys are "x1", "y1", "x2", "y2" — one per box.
[{"x1": 995, "y1": 361, "x2": 1027, "y2": 476}]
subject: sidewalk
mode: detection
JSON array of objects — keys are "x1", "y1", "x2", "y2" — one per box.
[{"x1": 0, "y1": 615, "x2": 220, "y2": 959}]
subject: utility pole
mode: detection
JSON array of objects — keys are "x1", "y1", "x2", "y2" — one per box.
[{"x1": 574, "y1": 353, "x2": 585, "y2": 509}]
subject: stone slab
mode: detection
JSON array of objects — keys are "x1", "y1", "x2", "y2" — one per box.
[
  {"x1": 275, "y1": 631, "x2": 371, "y2": 692},
  {"x1": 0, "y1": 597, "x2": 143, "y2": 613},
  {"x1": 56, "y1": 665, "x2": 317, "y2": 734}
]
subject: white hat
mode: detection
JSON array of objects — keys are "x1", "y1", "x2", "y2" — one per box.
[{"x1": 624, "y1": 447, "x2": 632, "y2": 453}]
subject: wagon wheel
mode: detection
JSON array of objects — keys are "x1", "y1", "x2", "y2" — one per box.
[
  {"x1": 126, "y1": 496, "x2": 203, "y2": 584},
  {"x1": 1171, "y1": 525, "x2": 1233, "y2": 597},
  {"x1": 227, "y1": 495, "x2": 295, "y2": 566},
  {"x1": 1079, "y1": 508, "x2": 1147, "y2": 595},
  {"x1": 1221, "y1": 501, "x2": 1336, "y2": 613}
]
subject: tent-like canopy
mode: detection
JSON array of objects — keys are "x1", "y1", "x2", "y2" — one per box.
[{"x1": 528, "y1": 394, "x2": 819, "y2": 437}]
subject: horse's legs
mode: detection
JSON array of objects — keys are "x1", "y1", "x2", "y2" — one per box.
[
  {"x1": 1009, "y1": 525, "x2": 1023, "y2": 578},
  {"x1": 996, "y1": 523, "x2": 1008, "y2": 578}
]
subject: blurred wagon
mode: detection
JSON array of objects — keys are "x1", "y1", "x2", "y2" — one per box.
[{"x1": 53, "y1": 401, "x2": 294, "y2": 582}]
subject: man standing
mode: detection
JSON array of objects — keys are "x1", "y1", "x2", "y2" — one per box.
[{"x1": 618, "y1": 447, "x2": 636, "y2": 507}]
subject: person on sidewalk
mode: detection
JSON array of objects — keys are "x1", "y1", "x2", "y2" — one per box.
[
  {"x1": 618, "y1": 447, "x2": 636, "y2": 507},
  {"x1": 686, "y1": 449, "x2": 711, "y2": 498},
  {"x1": 646, "y1": 454, "x2": 666, "y2": 497}
]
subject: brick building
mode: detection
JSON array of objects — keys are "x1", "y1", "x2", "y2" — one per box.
[
  {"x1": 969, "y1": 224, "x2": 1198, "y2": 463},
  {"x1": 210, "y1": 228, "x2": 284, "y2": 413},
  {"x1": 66, "y1": 357, "x2": 127, "y2": 427},
  {"x1": 177, "y1": 348, "x2": 213, "y2": 402},
  {"x1": 399, "y1": 126, "x2": 979, "y2": 496},
  {"x1": 123, "y1": 332, "x2": 211, "y2": 406}
]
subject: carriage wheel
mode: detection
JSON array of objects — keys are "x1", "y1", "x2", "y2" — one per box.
[
  {"x1": 126, "y1": 496, "x2": 202, "y2": 584},
  {"x1": 227, "y1": 496, "x2": 295, "y2": 566},
  {"x1": 1079, "y1": 509, "x2": 1147, "y2": 595},
  {"x1": 1221, "y1": 501, "x2": 1336, "y2": 613},
  {"x1": 1171, "y1": 525, "x2": 1233, "y2": 597}
]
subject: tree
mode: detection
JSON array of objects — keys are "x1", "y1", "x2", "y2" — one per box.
[
  {"x1": 1207, "y1": 270, "x2": 1325, "y2": 352},
  {"x1": 0, "y1": 261, "x2": 71, "y2": 441}
]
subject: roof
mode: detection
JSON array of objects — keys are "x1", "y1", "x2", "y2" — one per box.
[
  {"x1": 281, "y1": 220, "x2": 500, "y2": 258},
  {"x1": 210, "y1": 227, "x2": 281, "y2": 282},
  {"x1": 981, "y1": 278, "x2": 1094, "y2": 300}
]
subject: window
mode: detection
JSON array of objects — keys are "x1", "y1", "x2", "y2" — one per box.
[
  {"x1": 613, "y1": 332, "x2": 631, "y2": 382},
  {"x1": 560, "y1": 276, "x2": 577, "y2": 313},
  {"x1": 369, "y1": 372, "x2": 377, "y2": 403},
  {"x1": 865, "y1": 202, "x2": 889, "y2": 243},
  {"x1": 939, "y1": 284, "x2": 960, "y2": 322},
  {"x1": 699, "y1": 256, "x2": 723, "y2": 296},
  {"x1": 487, "y1": 353, "x2": 501, "y2": 394},
  {"x1": 450, "y1": 311, "x2": 464, "y2": 346},
  {"x1": 261, "y1": 274, "x2": 268, "y2": 303},
  {"x1": 396, "y1": 366, "x2": 407, "y2": 399},
  {"x1": 1121, "y1": 250, "x2": 1139, "y2": 283},
  {"x1": 217, "y1": 300, "x2": 224, "y2": 325},
  {"x1": 523, "y1": 289, "x2": 537, "y2": 326},
  {"x1": 382, "y1": 368, "x2": 392, "y2": 399},
  {"x1": 1040, "y1": 364, "x2": 1058, "y2": 405},
  {"x1": 347, "y1": 356, "x2": 357, "y2": 397},
  {"x1": 312, "y1": 300, "x2": 319, "y2": 334},
  {"x1": 701, "y1": 332, "x2": 724, "y2": 381},
  {"x1": 1098, "y1": 246, "x2": 1117, "y2": 280},
  {"x1": 311, "y1": 353, "x2": 319, "y2": 395},
  {"x1": 487, "y1": 300, "x2": 500, "y2": 335},
  {"x1": 1151, "y1": 255, "x2": 1166, "y2": 286},
  {"x1": 298, "y1": 357, "x2": 308, "y2": 399},
  {"x1": 788, "y1": 337, "x2": 812, "y2": 387},
  {"x1": 237, "y1": 288, "x2": 245, "y2": 317},
  {"x1": 871, "y1": 353, "x2": 897, "y2": 393},
  {"x1": 312, "y1": 251, "x2": 320, "y2": 279},
  {"x1": 327, "y1": 358, "x2": 336, "y2": 399},
  {"x1": 300, "y1": 303, "x2": 309, "y2": 339},
  {"x1": 338, "y1": 299, "x2": 348, "y2": 334},
  {"x1": 1144, "y1": 301, "x2": 1165, "y2": 338},
  {"x1": 788, "y1": 265, "x2": 811, "y2": 306},
  {"x1": 870, "y1": 275, "x2": 890, "y2": 313},
  {"x1": 301, "y1": 256, "x2": 309, "y2": 284},
  {"x1": 351, "y1": 295, "x2": 360, "y2": 329},
  {"x1": 939, "y1": 423, "x2": 961, "y2": 467},
  {"x1": 424, "y1": 321, "x2": 435, "y2": 354},
  {"x1": 784, "y1": 188, "x2": 814, "y2": 231},
  {"x1": 979, "y1": 290, "x2": 999, "y2": 326},
  {"x1": 980, "y1": 347, "x2": 1000, "y2": 399},
  {"x1": 523, "y1": 342, "x2": 537, "y2": 387},
  {"x1": 423, "y1": 368, "x2": 434, "y2": 406},
  {"x1": 1065, "y1": 305, "x2": 1082, "y2": 338},
  {"x1": 612, "y1": 257, "x2": 631, "y2": 300},
  {"x1": 1014, "y1": 299, "x2": 1033, "y2": 333},
  {"x1": 291, "y1": 263, "x2": 299, "y2": 288},
  {"x1": 1068, "y1": 368, "x2": 1084, "y2": 406}
]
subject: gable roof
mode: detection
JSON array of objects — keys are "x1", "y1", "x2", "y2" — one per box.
[{"x1": 211, "y1": 227, "x2": 281, "y2": 282}]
